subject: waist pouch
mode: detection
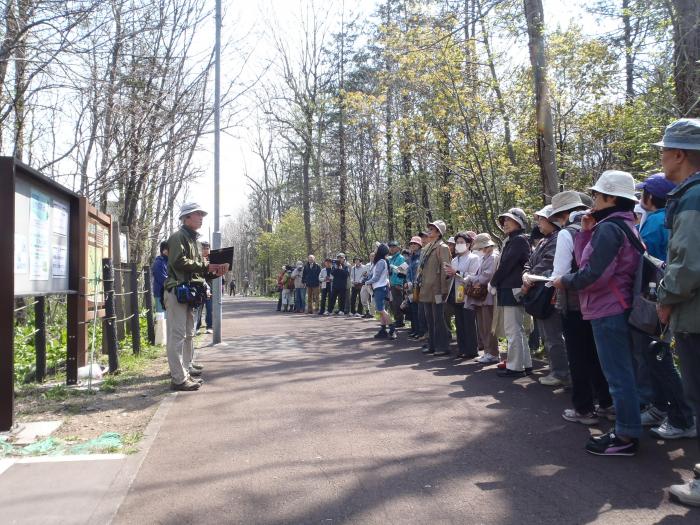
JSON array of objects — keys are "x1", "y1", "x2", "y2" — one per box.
[{"x1": 175, "y1": 282, "x2": 207, "y2": 306}]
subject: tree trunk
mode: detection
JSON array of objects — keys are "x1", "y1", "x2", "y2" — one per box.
[
  {"x1": 523, "y1": 0, "x2": 559, "y2": 202},
  {"x1": 338, "y1": 7, "x2": 348, "y2": 252},
  {"x1": 669, "y1": 0, "x2": 700, "y2": 117},
  {"x1": 623, "y1": 0, "x2": 635, "y2": 100},
  {"x1": 385, "y1": 0, "x2": 395, "y2": 240}
]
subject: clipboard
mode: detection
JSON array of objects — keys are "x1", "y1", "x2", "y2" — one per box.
[{"x1": 209, "y1": 246, "x2": 234, "y2": 266}]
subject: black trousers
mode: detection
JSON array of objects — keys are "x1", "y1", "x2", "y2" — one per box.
[
  {"x1": 390, "y1": 285, "x2": 404, "y2": 324},
  {"x1": 319, "y1": 287, "x2": 331, "y2": 313},
  {"x1": 350, "y1": 286, "x2": 363, "y2": 314},
  {"x1": 423, "y1": 301, "x2": 449, "y2": 352},
  {"x1": 561, "y1": 310, "x2": 612, "y2": 414},
  {"x1": 454, "y1": 304, "x2": 478, "y2": 357},
  {"x1": 675, "y1": 333, "x2": 700, "y2": 450},
  {"x1": 329, "y1": 288, "x2": 347, "y2": 313}
]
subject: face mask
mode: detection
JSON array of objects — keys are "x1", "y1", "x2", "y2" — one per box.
[{"x1": 455, "y1": 243, "x2": 468, "y2": 254}]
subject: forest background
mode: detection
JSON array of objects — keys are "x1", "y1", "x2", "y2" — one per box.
[{"x1": 1, "y1": 0, "x2": 698, "y2": 293}]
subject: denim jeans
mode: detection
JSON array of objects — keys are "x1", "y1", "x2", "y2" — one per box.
[
  {"x1": 294, "y1": 288, "x2": 306, "y2": 312},
  {"x1": 590, "y1": 313, "x2": 642, "y2": 438},
  {"x1": 631, "y1": 329, "x2": 694, "y2": 429}
]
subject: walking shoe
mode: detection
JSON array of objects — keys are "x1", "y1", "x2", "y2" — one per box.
[
  {"x1": 562, "y1": 408, "x2": 599, "y2": 426},
  {"x1": 171, "y1": 379, "x2": 201, "y2": 391},
  {"x1": 188, "y1": 375, "x2": 204, "y2": 385},
  {"x1": 641, "y1": 406, "x2": 667, "y2": 427},
  {"x1": 205, "y1": 328, "x2": 213, "y2": 334},
  {"x1": 539, "y1": 374, "x2": 565, "y2": 387},
  {"x1": 669, "y1": 479, "x2": 700, "y2": 507},
  {"x1": 338, "y1": 311, "x2": 345, "y2": 315},
  {"x1": 497, "y1": 368, "x2": 525, "y2": 378},
  {"x1": 355, "y1": 313, "x2": 361, "y2": 318},
  {"x1": 694, "y1": 464, "x2": 700, "y2": 478},
  {"x1": 650, "y1": 420, "x2": 698, "y2": 440},
  {"x1": 497, "y1": 359, "x2": 507, "y2": 369},
  {"x1": 585, "y1": 431, "x2": 638, "y2": 456},
  {"x1": 421, "y1": 346, "x2": 433, "y2": 354},
  {"x1": 324, "y1": 312, "x2": 331, "y2": 316},
  {"x1": 188, "y1": 367, "x2": 202, "y2": 377},
  {"x1": 191, "y1": 362, "x2": 204, "y2": 371},
  {"x1": 363, "y1": 313, "x2": 373, "y2": 319},
  {"x1": 374, "y1": 327, "x2": 389, "y2": 339},
  {"x1": 524, "y1": 367, "x2": 533, "y2": 376},
  {"x1": 476, "y1": 354, "x2": 499, "y2": 364},
  {"x1": 596, "y1": 405, "x2": 616, "y2": 421},
  {"x1": 433, "y1": 350, "x2": 450, "y2": 356}
]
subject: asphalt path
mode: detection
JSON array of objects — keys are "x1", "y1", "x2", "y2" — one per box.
[{"x1": 114, "y1": 297, "x2": 699, "y2": 524}]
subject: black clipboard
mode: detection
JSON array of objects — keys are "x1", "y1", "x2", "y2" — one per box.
[{"x1": 208, "y1": 246, "x2": 234, "y2": 266}]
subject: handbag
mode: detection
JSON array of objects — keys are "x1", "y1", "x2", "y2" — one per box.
[
  {"x1": 465, "y1": 284, "x2": 488, "y2": 301},
  {"x1": 522, "y1": 282, "x2": 555, "y2": 319},
  {"x1": 175, "y1": 282, "x2": 206, "y2": 306}
]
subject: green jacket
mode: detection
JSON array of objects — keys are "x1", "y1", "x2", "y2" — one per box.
[
  {"x1": 658, "y1": 172, "x2": 700, "y2": 333},
  {"x1": 164, "y1": 226, "x2": 208, "y2": 291}
]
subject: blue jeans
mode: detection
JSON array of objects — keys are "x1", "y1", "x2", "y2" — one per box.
[
  {"x1": 294, "y1": 288, "x2": 306, "y2": 311},
  {"x1": 590, "y1": 313, "x2": 642, "y2": 438}
]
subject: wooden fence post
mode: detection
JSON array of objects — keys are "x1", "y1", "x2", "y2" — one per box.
[
  {"x1": 34, "y1": 297, "x2": 46, "y2": 383},
  {"x1": 129, "y1": 263, "x2": 141, "y2": 355},
  {"x1": 102, "y1": 258, "x2": 119, "y2": 373},
  {"x1": 143, "y1": 267, "x2": 155, "y2": 345}
]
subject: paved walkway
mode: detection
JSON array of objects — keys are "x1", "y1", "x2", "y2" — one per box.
[
  {"x1": 3, "y1": 297, "x2": 698, "y2": 524},
  {"x1": 113, "y1": 297, "x2": 698, "y2": 524}
]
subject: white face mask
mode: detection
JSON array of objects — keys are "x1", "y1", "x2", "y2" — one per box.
[{"x1": 455, "y1": 243, "x2": 468, "y2": 254}]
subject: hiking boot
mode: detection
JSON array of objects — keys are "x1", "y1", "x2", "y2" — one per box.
[
  {"x1": 562, "y1": 408, "x2": 599, "y2": 426},
  {"x1": 650, "y1": 419, "x2": 698, "y2": 440},
  {"x1": 172, "y1": 379, "x2": 201, "y2": 391},
  {"x1": 191, "y1": 362, "x2": 204, "y2": 371},
  {"x1": 641, "y1": 406, "x2": 667, "y2": 427},
  {"x1": 188, "y1": 367, "x2": 202, "y2": 377},
  {"x1": 669, "y1": 479, "x2": 700, "y2": 507},
  {"x1": 585, "y1": 431, "x2": 638, "y2": 456},
  {"x1": 374, "y1": 327, "x2": 389, "y2": 339},
  {"x1": 188, "y1": 375, "x2": 204, "y2": 384}
]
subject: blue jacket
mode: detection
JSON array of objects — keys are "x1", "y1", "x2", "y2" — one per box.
[
  {"x1": 302, "y1": 262, "x2": 321, "y2": 287},
  {"x1": 407, "y1": 250, "x2": 421, "y2": 284},
  {"x1": 388, "y1": 252, "x2": 406, "y2": 286},
  {"x1": 639, "y1": 208, "x2": 668, "y2": 262},
  {"x1": 151, "y1": 255, "x2": 168, "y2": 299}
]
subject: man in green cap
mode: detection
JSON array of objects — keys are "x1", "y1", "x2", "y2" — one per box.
[{"x1": 653, "y1": 119, "x2": 700, "y2": 506}]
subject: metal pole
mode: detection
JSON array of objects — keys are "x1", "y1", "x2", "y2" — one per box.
[{"x1": 212, "y1": 0, "x2": 223, "y2": 344}]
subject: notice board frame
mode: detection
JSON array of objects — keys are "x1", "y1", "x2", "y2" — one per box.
[{"x1": 1, "y1": 157, "x2": 86, "y2": 431}]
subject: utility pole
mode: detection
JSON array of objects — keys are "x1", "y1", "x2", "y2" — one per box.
[{"x1": 212, "y1": 0, "x2": 223, "y2": 344}]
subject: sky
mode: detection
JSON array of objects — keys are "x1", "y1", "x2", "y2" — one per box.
[{"x1": 189, "y1": 0, "x2": 613, "y2": 241}]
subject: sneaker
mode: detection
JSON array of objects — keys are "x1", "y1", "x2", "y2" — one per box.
[
  {"x1": 188, "y1": 375, "x2": 204, "y2": 384},
  {"x1": 191, "y1": 362, "x2": 204, "y2": 371},
  {"x1": 641, "y1": 406, "x2": 667, "y2": 427},
  {"x1": 650, "y1": 419, "x2": 698, "y2": 440},
  {"x1": 596, "y1": 405, "x2": 616, "y2": 421},
  {"x1": 476, "y1": 354, "x2": 499, "y2": 364},
  {"x1": 497, "y1": 359, "x2": 507, "y2": 369},
  {"x1": 324, "y1": 312, "x2": 331, "y2": 316},
  {"x1": 171, "y1": 379, "x2": 201, "y2": 391},
  {"x1": 669, "y1": 479, "x2": 700, "y2": 507},
  {"x1": 355, "y1": 313, "x2": 361, "y2": 318},
  {"x1": 338, "y1": 311, "x2": 345, "y2": 315},
  {"x1": 374, "y1": 328, "x2": 388, "y2": 339},
  {"x1": 539, "y1": 374, "x2": 565, "y2": 387},
  {"x1": 562, "y1": 408, "x2": 599, "y2": 426},
  {"x1": 585, "y1": 431, "x2": 638, "y2": 456},
  {"x1": 497, "y1": 368, "x2": 525, "y2": 378},
  {"x1": 694, "y1": 463, "x2": 700, "y2": 478},
  {"x1": 188, "y1": 367, "x2": 202, "y2": 377},
  {"x1": 205, "y1": 328, "x2": 213, "y2": 334}
]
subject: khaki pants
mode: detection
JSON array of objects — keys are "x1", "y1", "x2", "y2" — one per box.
[
  {"x1": 306, "y1": 286, "x2": 320, "y2": 313},
  {"x1": 503, "y1": 305, "x2": 531, "y2": 371},
  {"x1": 165, "y1": 290, "x2": 196, "y2": 384},
  {"x1": 475, "y1": 305, "x2": 498, "y2": 357}
]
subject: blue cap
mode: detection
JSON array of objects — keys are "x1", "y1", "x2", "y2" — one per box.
[
  {"x1": 652, "y1": 118, "x2": 700, "y2": 150},
  {"x1": 635, "y1": 173, "x2": 676, "y2": 199}
]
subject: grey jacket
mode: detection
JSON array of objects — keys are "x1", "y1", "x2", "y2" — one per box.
[{"x1": 658, "y1": 172, "x2": 700, "y2": 333}]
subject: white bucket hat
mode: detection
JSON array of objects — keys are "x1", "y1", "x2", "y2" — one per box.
[
  {"x1": 427, "y1": 220, "x2": 447, "y2": 235},
  {"x1": 534, "y1": 205, "x2": 553, "y2": 219},
  {"x1": 179, "y1": 202, "x2": 208, "y2": 218},
  {"x1": 549, "y1": 191, "x2": 586, "y2": 217},
  {"x1": 498, "y1": 207, "x2": 528, "y2": 230},
  {"x1": 472, "y1": 233, "x2": 496, "y2": 250},
  {"x1": 589, "y1": 170, "x2": 638, "y2": 202}
]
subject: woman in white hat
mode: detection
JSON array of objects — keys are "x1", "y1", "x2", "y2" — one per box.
[
  {"x1": 552, "y1": 170, "x2": 643, "y2": 456},
  {"x1": 465, "y1": 233, "x2": 499, "y2": 363},
  {"x1": 549, "y1": 191, "x2": 613, "y2": 426},
  {"x1": 490, "y1": 208, "x2": 532, "y2": 377}
]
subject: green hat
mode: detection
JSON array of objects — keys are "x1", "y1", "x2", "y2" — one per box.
[{"x1": 652, "y1": 118, "x2": 700, "y2": 151}]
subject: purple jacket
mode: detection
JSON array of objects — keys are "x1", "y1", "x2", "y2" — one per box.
[{"x1": 561, "y1": 211, "x2": 640, "y2": 321}]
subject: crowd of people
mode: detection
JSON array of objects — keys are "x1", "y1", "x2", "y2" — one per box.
[{"x1": 269, "y1": 118, "x2": 700, "y2": 507}]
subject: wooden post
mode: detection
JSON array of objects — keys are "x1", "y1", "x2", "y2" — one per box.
[
  {"x1": 34, "y1": 296, "x2": 46, "y2": 383},
  {"x1": 0, "y1": 157, "x2": 15, "y2": 430},
  {"x1": 111, "y1": 223, "x2": 126, "y2": 340},
  {"x1": 102, "y1": 258, "x2": 119, "y2": 373},
  {"x1": 129, "y1": 263, "x2": 141, "y2": 354},
  {"x1": 66, "y1": 197, "x2": 88, "y2": 385},
  {"x1": 143, "y1": 266, "x2": 155, "y2": 345}
]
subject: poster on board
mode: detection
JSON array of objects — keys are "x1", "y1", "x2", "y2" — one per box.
[
  {"x1": 29, "y1": 189, "x2": 51, "y2": 280},
  {"x1": 14, "y1": 233, "x2": 28, "y2": 274}
]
